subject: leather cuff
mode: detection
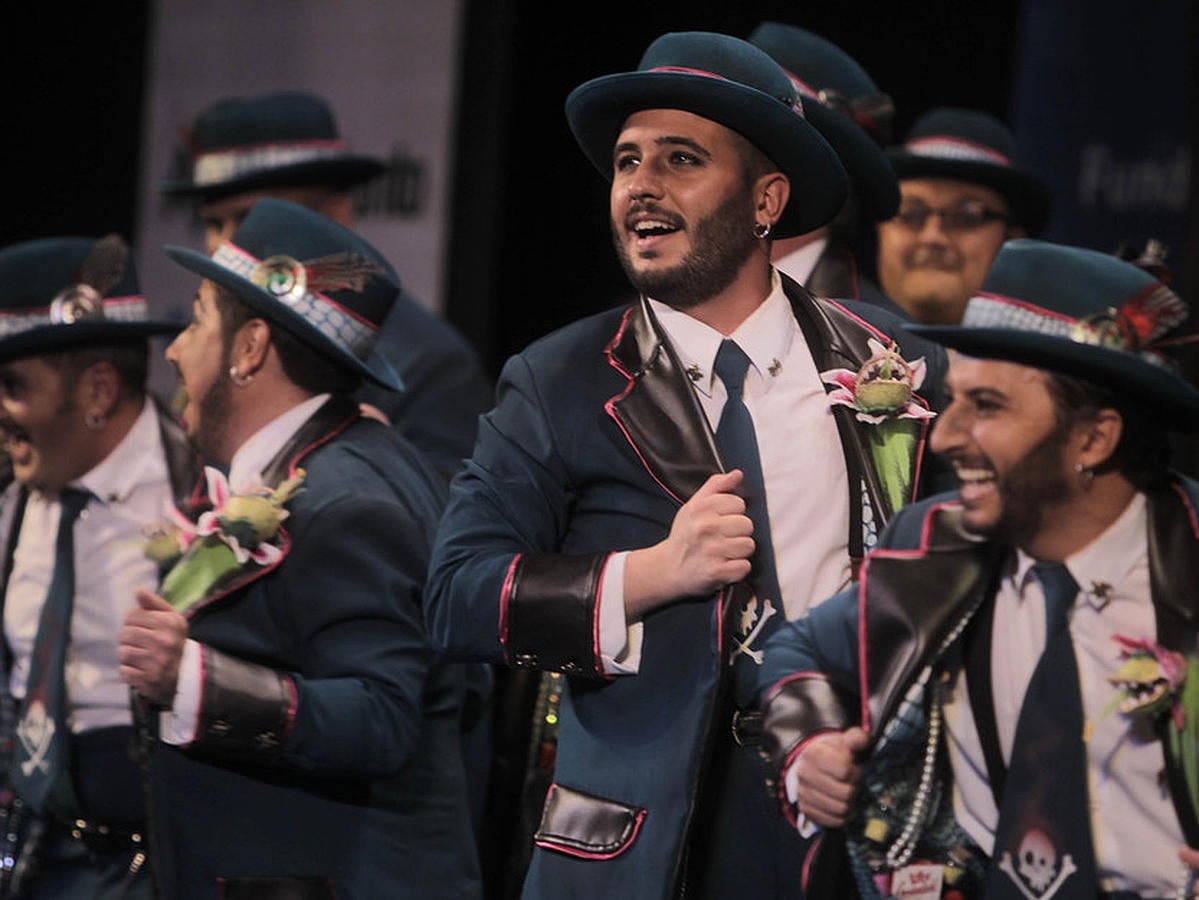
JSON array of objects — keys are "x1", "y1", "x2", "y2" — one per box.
[
  {"x1": 760, "y1": 674, "x2": 852, "y2": 770},
  {"x1": 504, "y1": 552, "x2": 606, "y2": 678},
  {"x1": 196, "y1": 646, "x2": 295, "y2": 759}
]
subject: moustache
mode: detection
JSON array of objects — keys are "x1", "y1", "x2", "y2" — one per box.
[{"x1": 905, "y1": 246, "x2": 960, "y2": 271}]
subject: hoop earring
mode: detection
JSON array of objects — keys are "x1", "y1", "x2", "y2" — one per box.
[
  {"x1": 84, "y1": 410, "x2": 107, "y2": 431},
  {"x1": 752, "y1": 222, "x2": 772, "y2": 239},
  {"x1": 228, "y1": 367, "x2": 253, "y2": 388}
]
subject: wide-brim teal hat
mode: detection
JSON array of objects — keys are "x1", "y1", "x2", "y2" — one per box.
[
  {"x1": 0, "y1": 235, "x2": 180, "y2": 364},
  {"x1": 564, "y1": 31, "x2": 848, "y2": 238},
  {"x1": 160, "y1": 91, "x2": 385, "y2": 201},
  {"x1": 748, "y1": 21, "x2": 899, "y2": 223},
  {"x1": 886, "y1": 106, "x2": 1051, "y2": 235},
  {"x1": 906, "y1": 239, "x2": 1199, "y2": 429},
  {"x1": 165, "y1": 197, "x2": 403, "y2": 390}
]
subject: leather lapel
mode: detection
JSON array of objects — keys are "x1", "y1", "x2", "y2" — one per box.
[
  {"x1": 187, "y1": 395, "x2": 359, "y2": 617},
  {"x1": 1147, "y1": 480, "x2": 1199, "y2": 845},
  {"x1": 1147, "y1": 480, "x2": 1199, "y2": 645},
  {"x1": 786, "y1": 275, "x2": 931, "y2": 525},
  {"x1": 857, "y1": 502, "x2": 1003, "y2": 738},
  {"x1": 606, "y1": 299, "x2": 721, "y2": 503},
  {"x1": 260, "y1": 394, "x2": 360, "y2": 488}
]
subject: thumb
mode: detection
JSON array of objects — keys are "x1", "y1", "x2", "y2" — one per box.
[
  {"x1": 697, "y1": 469, "x2": 744, "y2": 498},
  {"x1": 135, "y1": 588, "x2": 173, "y2": 612},
  {"x1": 842, "y1": 725, "x2": 871, "y2": 756}
]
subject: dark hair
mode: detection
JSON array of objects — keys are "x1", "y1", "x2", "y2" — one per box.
[
  {"x1": 46, "y1": 339, "x2": 149, "y2": 398},
  {"x1": 210, "y1": 284, "x2": 361, "y2": 395},
  {"x1": 1043, "y1": 371, "x2": 1172, "y2": 491}
]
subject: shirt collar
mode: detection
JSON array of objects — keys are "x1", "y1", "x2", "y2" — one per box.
[
  {"x1": 648, "y1": 271, "x2": 795, "y2": 398},
  {"x1": 76, "y1": 398, "x2": 166, "y2": 504},
  {"x1": 773, "y1": 235, "x2": 828, "y2": 285},
  {"x1": 227, "y1": 394, "x2": 330, "y2": 492},
  {"x1": 1012, "y1": 491, "x2": 1147, "y2": 610}
]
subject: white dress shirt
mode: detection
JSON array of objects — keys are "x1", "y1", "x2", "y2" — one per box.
[
  {"x1": 5, "y1": 398, "x2": 171, "y2": 733},
  {"x1": 597, "y1": 272, "x2": 850, "y2": 673},
  {"x1": 942, "y1": 492, "x2": 1187, "y2": 896},
  {"x1": 161, "y1": 393, "x2": 329, "y2": 743}
]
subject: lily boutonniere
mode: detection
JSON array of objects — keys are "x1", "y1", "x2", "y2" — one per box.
[
  {"x1": 1091, "y1": 635, "x2": 1199, "y2": 820},
  {"x1": 821, "y1": 339, "x2": 936, "y2": 513},
  {"x1": 143, "y1": 466, "x2": 306, "y2": 612}
]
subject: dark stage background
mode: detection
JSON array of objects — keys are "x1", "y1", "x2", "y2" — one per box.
[{"x1": 5, "y1": 1, "x2": 1195, "y2": 381}]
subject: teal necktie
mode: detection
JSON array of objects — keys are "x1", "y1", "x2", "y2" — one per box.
[
  {"x1": 987, "y1": 561, "x2": 1097, "y2": 899},
  {"x1": 713, "y1": 340, "x2": 781, "y2": 706},
  {"x1": 11, "y1": 487, "x2": 91, "y2": 816}
]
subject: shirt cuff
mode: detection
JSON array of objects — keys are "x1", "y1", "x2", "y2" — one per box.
[
  {"x1": 158, "y1": 638, "x2": 202, "y2": 745},
  {"x1": 597, "y1": 551, "x2": 643, "y2": 675},
  {"x1": 785, "y1": 745, "x2": 823, "y2": 839}
]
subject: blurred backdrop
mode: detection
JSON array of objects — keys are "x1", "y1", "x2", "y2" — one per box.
[{"x1": 5, "y1": 0, "x2": 1195, "y2": 383}]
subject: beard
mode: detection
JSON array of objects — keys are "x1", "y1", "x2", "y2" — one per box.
[
  {"x1": 611, "y1": 191, "x2": 760, "y2": 310},
  {"x1": 979, "y1": 423, "x2": 1074, "y2": 546},
  {"x1": 189, "y1": 353, "x2": 236, "y2": 464}
]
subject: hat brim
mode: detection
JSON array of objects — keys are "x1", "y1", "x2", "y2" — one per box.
[
  {"x1": 0, "y1": 320, "x2": 182, "y2": 366},
  {"x1": 565, "y1": 70, "x2": 848, "y2": 238},
  {"x1": 803, "y1": 102, "x2": 898, "y2": 222},
  {"x1": 905, "y1": 323, "x2": 1199, "y2": 431},
  {"x1": 164, "y1": 244, "x2": 403, "y2": 391},
  {"x1": 160, "y1": 157, "x2": 386, "y2": 201},
  {"x1": 886, "y1": 151, "x2": 1051, "y2": 236}
]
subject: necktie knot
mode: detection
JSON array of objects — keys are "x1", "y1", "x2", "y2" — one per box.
[
  {"x1": 58, "y1": 487, "x2": 91, "y2": 525},
  {"x1": 1031, "y1": 561, "x2": 1079, "y2": 634},
  {"x1": 714, "y1": 339, "x2": 751, "y2": 399}
]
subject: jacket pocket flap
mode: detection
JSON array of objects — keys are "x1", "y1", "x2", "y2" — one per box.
[{"x1": 533, "y1": 782, "x2": 647, "y2": 860}]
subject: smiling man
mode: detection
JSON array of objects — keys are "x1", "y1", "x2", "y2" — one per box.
[
  {"x1": 424, "y1": 30, "x2": 947, "y2": 900},
  {"x1": 876, "y1": 107, "x2": 1051, "y2": 326},
  {"x1": 0, "y1": 235, "x2": 195, "y2": 898},
  {"x1": 758, "y1": 240, "x2": 1199, "y2": 899}
]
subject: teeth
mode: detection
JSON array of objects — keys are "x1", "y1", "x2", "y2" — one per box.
[
  {"x1": 954, "y1": 465, "x2": 995, "y2": 484},
  {"x1": 633, "y1": 220, "x2": 674, "y2": 234}
]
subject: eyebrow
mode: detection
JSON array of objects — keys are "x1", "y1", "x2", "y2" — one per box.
[{"x1": 613, "y1": 135, "x2": 713, "y2": 160}]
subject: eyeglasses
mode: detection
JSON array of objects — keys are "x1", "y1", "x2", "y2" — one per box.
[{"x1": 892, "y1": 201, "x2": 1010, "y2": 234}]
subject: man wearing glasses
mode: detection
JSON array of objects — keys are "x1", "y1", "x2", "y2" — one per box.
[{"x1": 876, "y1": 106, "x2": 1052, "y2": 325}]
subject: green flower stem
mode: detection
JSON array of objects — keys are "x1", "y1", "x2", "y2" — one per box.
[
  {"x1": 159, "y1": 537, "x2": 242, "y2": 612},
  {"x1": 867, "y1": 420, "x2": 918, "y2": 515}
]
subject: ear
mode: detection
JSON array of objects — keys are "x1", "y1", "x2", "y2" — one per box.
[
  {"x1": 79, "y1": 360, "x2": 121, "y2": 418},
  {"x1": 231, "y1": 318, "x2": 272, "y2": 377},
  {"x1": 754, "y1": 172, "x2": 790, "y2": 229},
  {"x1": 1075, "y1": 407, "x2": 1123, "y2": 470}
]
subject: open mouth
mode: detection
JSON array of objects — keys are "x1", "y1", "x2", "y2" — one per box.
[
  {"x1": 1111, "y1": 677, "x2": 1170, "y2": 714},
  {"x1": 627, "y1": 210, "x2": 682, "y2": 249},
  {"x1": 953, "y1": 461, "x2": 996, "y2": 503}
]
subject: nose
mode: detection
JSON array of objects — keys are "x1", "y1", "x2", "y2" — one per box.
[
  {"x1": 928, "y1": 400, "x2": 965, "y2": 455},
  {"x1": 622, "y1": 160, "x2": 663, "y2": 205},
  {"x1": 164, "y1": 334, "x2": 181, "y2": 367},
  {"x1": 916, "y1": 210, "x2": 951, "y2": 242}
]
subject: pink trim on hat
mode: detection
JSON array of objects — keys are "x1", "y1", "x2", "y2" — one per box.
[
  {"x1": 645, "y1": 65, "x2": 732, "y2": 81},
  {"x1": 905, "y1": 136, "x2": 1011, "y2": 167},
  {"x1": 192, "y1": 139, "x2": 350, "y2": 187}
]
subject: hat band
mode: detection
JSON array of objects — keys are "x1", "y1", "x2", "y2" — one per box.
[
  {"x1": 905, "y1": 136, "x2": 1011, "y2": 167},
  {"x1": 0, "y1": 295, "x2": 148, "y2": 339},
  {"x1": 645, "y1": 65, "x2": 805, "y2": 117},
  {"x1": 213, "y1": 243, "x2": 378, "y2": 360},
  {"x1": 193, "y1": 139, "x2": 351, "y2": 188},
  {"x1": 965, "y1": 292, "x2": 1178, "y2": 369}
]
